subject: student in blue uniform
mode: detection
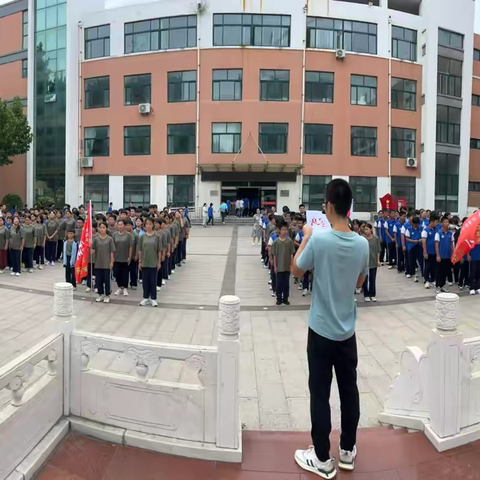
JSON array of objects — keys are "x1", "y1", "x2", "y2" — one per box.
[
  {"x1": 405, "y1": 217, "x2": 423, "y2": 282},
  {"x1": 393, "y1": 211, "x2": 406, "y2": 273},
  {"x1": 435, "y1": 217, "x2": 455, "y2": 293},
  {"x1": 385, "y1": 210, "x2": 396, "y2": 268},
  {"x1": 469, "y1": 243, "x2": 480, "y2": 295},
  {"x1": 421, "y1": 213, "x2": 439, "y2": 289}
]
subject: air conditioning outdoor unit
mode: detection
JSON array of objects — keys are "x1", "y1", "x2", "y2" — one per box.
[
  {"x1": 79, "y1": 157, "x2": 94, "y2": 168},
  {"x1": 406, "y1": 157, "x2": 418, "y2": 168},
  {"x1": 139, "y1": 103, "x2": 151, "y2": 115},
  {"x1": 335, "y1": 49, "x2": 346, "y2": 60}
]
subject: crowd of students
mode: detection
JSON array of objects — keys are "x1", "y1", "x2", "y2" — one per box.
[{"x1": 0, "y1": 204, "x2": 191, "y2": 307}]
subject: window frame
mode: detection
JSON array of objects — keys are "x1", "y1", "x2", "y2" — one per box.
[
  {"x1": 124, "y1": 126, "x2": 151, "y2": 156},
  {"x1": 22, "y1": 59, "x2": 28, "y2": 78},
  {"x1": 167, "y1": 123, "x2": 196, "y2": 155},
  {"x1": 392, "y1": 26, "x2": 417, "y2": 62},
  {"x1": 84, "y1": 76, "x2": 110, "y2": 109},
  {"x1": 435, "y1": 153, "x2": 459, "y2": 212},
  {"x1": 22, "y1": 10, "x2": 28, "y2": 50},
  {"x1": 351, "y1": 126, "x2": 378, "y2": 157},
  {"x1": 391, "y1": 128, "x2": 416, "y2": 158},
  {"x1": 475, "y1": 49, "x2": 480, "y2": 62},
  {"x1": 349, "y1": 176, "x2": 377, "y2": 213},
  {"x1": 438, "y1": 28, "x2": 464, "y2": 50},
  {"x1": 212, "y1": 69, "x2": 243, "y2": 101},
  {"x1": 350, "y1": 74, "x2": 377, "y2": 106},
  {"x1": 167, "y1": 70, "x2": 197, "y2": 103},
  {"x1": 304, "y1": 124, "x2": 333, "y2": 155},
  {"x1": 84, "y1": 175, "x2": 109, "y2": 212},
  {"x1": 391, "y1": 77, "x2": 417, "y2": 111},
  {"x1": 437, "y1": 56, "x2": 462, "y2": 98},
  {"x1": 167, "y1": 175, "x2": 195, "y2": 208},
  {"x1": 212, "y1": 122, "x2": 242, "y2": 154},
  {"x1": 470, "y1": 138, "x2": 480, "y2": 149},
  {"x1": 84, "y1": 126, "x2": 110, "y2": 157},
  {"x1": 85, "y1": 24, "x2": 110, "y2": 60},
  {"x1": 259, "y1": 69, "x2": 290, "y2": 102},
  {"x1": 436, "y1": 105, "x2": 461, "y2": 145},
  {"x1": 302, "y1": 175, "x2": 332, "y2": 210},
  {"x1": 123, "y1": 176, "x2": 151, "y2": 206},
  {"x1": 305, "y1": 71, "x2": 334, "y2": 103},
  {"x1": 391, "y1": 176, "x2": 416, "y2": 209},
  {"x1": 472, "y1": 94, "x2": 480, "y2": 107},
  {"x1": 124, "y1": 74, "x2": 152, "y2": 106},
  {"x1": 469, "y1": 181, "x2": 480, "y2": 192},
  {"x1": 258, "y1": 123, "x2": 288, "y2": 154}
]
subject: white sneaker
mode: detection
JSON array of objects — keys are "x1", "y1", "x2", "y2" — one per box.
[
  {"x1": 271, "y1": 292, "x2": 275, "y2": 297},
  {"x1": 302, "y1": 289, "x2": 308, "y2": 297},
  {"x1": 414, "y1": 276, "x2": 419, "y2": 283},
  {"x1": 338, "y1": 445, "x2": 357, "y2": 471},
  {"x1": 476, "y1": 289, "x2": 480, "y2": 295},
  {"x1": 425, "y1": 282, "x2": 430, "y2": 289},
  {"x1": 94, "y1": 288, "x2": 98, "y2": 293},
  {"x1": 15, "y1": 272, "x2": 21, "y2": 276},
  {"x1": 388, "y1": 265, "x2": 393, "y2": 270},
  {"x1": 95, "y1": 295, "x2": 105, "y2": 302},
  {"x1": 0, "y1": 270, "x2": 3, "y2": 274},
  {"x1": 364, "y1": 297, "x2": 371, "y2": 302},
  {"x1": 151, "y1": 300, "x2": 158, "y2": 307},
  {"x1": 268, "y1": 279, "x2": 272, "y2": 285},
  {"x1": 10, "y1": 272, "x2": 15, "y2": 276},
  {"x1": 470, "y1": 289, "x2": 476, "y2": 295},
  {"x1": 139, "y1": 298, "x2": 150, "y2": 306},
  {"x1": 298, "y1": 284, "x2": 303, "y2": 290},
  {"x1": 38, "y1": 265, "x2": 43, "y2": 270},
  {"x1": 156, "y1": 286, "x2": 161, "y2": 291},
  {"x1": 371, "y1": 297, "x2": 377, "y2": 302},
  {"x1": 28, "y1": 269, "x2": 34, "y2": 273},
  {"x1": 103, "y1": 296, "x2": 110, "y2": 303},
  {"x1": 172, "y1": 269, "x2": 175, "y2": 274},
  {"x1": 123, "y1": 289, "x2": 129, "y2": 296},
  {"x1": 114, "y1": 288, "x2": 122, "y2": 296},
  {"x1": 355, "y1": 287, "x2": 361, "y2": 295},
  {"x1": 406, "y1": 274, "x2": 411, "y2": 278},
  {"x1": 85, "y1": 288, "x2": 91, "y2": 293},
  {"x1": 162, "y1": 279, "x2": 166, "y2": 285},
  {"x1": 51, "y1": 262, "x2": 55, "y2": 266},
  {"x1": 448, "y1": 282, "x2": 454, "y2": 286},
  {"x1": 294, "y1": 447, "x2": 336, "y2": 479}
]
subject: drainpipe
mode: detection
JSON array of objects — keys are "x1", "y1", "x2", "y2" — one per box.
[
  {"x1": 195, "y1": 10, "x2": 201, "y2": 215},
  {"x1": 388, "y1": 16, "x2": 392, "y2": 191},
  {"x1": 78, "y1": 21, "x2": 83, "y2": 203},
  {"x1": 299, "y1": 3, "x2": 308, "y2": 206}
]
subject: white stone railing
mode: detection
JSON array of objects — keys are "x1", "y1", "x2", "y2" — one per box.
[{"x1": 379, "y1": 293, "x2": 480, "y2": 451}]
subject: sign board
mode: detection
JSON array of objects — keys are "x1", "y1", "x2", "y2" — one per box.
[{"x1": 306, "y1": 211, "x2": 332, "y2": 233}]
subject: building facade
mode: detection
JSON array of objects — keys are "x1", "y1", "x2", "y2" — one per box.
[{"x1": 1, "y1": 0, "x2": 480, "y2": 217}]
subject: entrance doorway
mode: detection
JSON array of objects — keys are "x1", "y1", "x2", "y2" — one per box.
[{"x1": 221, "y1": 182, "x2": 277, "y2": 216}]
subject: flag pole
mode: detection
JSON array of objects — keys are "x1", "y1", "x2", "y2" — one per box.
[{"x1": 89, "y1": 200, "x2": 94, "y2": 305}]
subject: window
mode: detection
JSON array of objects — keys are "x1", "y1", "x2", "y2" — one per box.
[
  {"x1": 349, "y1": 176, "x2": 377, "y2": 212},
  {"x1": 212, "y1": 123, "x2": 241, "y2": 153},
  {"x1": 212, "y1": 69, "x2": 242, "y2": 101},
  {"x1": 469, "y1": 182, "x2": 480, "y2": 192},
  {"x1": 351, "y1": 75, "x2": 377, "y2": 106},
  {"x1": 472, "y1": 94, "x2": 480, "y2": 107},
  {"x1": 305, "y1": 71, "x2": 334, "y2": 103},
  {"x1": 391, "y1": 176, "x2": 416, "y2": 208},
  {"x1": 470, "y1": 139, "x2": 480, "y2": 149},
  {"x1": 85, "y1": 25, "x2": 110, "y2": 60},
  {"x1": 259, "y1": 123, "x2": 288, "y2": 154},
  {"x1": 22, "y1": 10, "x2": 28, "y2": 50},
  {"x1": 392, "y1": 26, "x2": 417, "y2": 62},
  {"x1": 167, "y1": 176, "x2": 195, "y2": 207},
  {"x1": 475, "y1": 49, "x2": 480, "y2": 61},
  {"x1": 437, "y1": 56, "x2": 462, "y2": 98},
  {"x1": 124, "y1": 126, "x2": 151, "y2": 156},
  {"x1": 213, "y1": 14, "x2": 290, "y2": 47},
  {"x1": 168, "y1": 70, "x2": 196, "y2": 103},
  {"x1": 124, "y1": 176, "x2": 151, "y2": 206},
  {"x1": 304, "y1": 124, "x2": 333, "y2": 154},
  {"x1": 436, "y1": 105, "x2": 461, "y2": 145},
  {"x1": 302, "y1": 176, "x2": 332, "y2": 210},
  {"x1": 125, "y1": 15, "x2": 197, "y2": 53},
  {"x1": 351, "y1": 127, "x2": 377, "y2": 156},
  {"x1": 435, "y1": 153, "x2": 459, "y2": 212},
  {"x1": 124, "y1": 74, "x2": 151, "y2": 105},
  {"x1": 84, "y1": 175, "x2": 109, "y2": 212},
  {"x1": 22, "y1": 59, "x2": 28, "y2": 78},
  {"x1": 84, "y1": 127, "x2": 109, "y2": 157},
  {"x1": 392, "y1": 78, "x2": 416, "y2": 111},
  {"x1": 306, "y1": 17, "x2": 377, "y2": 55},
  {"x1": 391, "y1": 128, "x2": 416, "y2": 158},
  {"x1": 260, "y1": 70, "x2": 290, "y2": 101},
  {"x1": 167, "y1": 124, "x2": 196, "y2": 154},
  {"x1": 438, "y1": 28, "x2": 463, "y2": 50},
  {"x1": 84, "y1": 76, "x2": 109, "y2": 109}
]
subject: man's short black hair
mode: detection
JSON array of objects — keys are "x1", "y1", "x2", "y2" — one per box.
[
  {"x1": 412, "y1": 217, "x2": 420, "y2": 225},
  {"x1": 282, "y1": 206, "x2": 290, "y2": 214},
  {"x1": 325, "y1": 179, "x2": 352, "y2": 218},
  {"x1": 429, "y1": 213, "x2": 439, "y2": 222},
  {"x1": 299, "y1": 204, "x2": 305, "y2": 209}
]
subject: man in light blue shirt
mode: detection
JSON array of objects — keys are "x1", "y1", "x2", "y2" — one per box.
[{"x1": 292, "y1": 179, "x2": 369, "y2": 479}]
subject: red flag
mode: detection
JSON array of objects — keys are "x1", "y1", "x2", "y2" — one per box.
[
  {"x1": 75, "y1": 202, "x2": 92, "y2": 283},
  {"x1": 451, "y1": 210, "x2": 480, "y2": 264}
]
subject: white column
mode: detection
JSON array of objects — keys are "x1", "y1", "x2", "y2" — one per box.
[
  {"x1": 216, "y1": 295, "x2": 240, "y2": 450},
  {"x1": 377, "y1": 177, "x2": 390, "y2": 211},
  {"x1": 151, "y1": 175, "x2": 167, "y2": 208},
  {"x1": 109, "y1": 176, "x2": 123, "y2": 210},
  {"x1": 26, "y1": 0, "x2": 36, "y2": 207},
  {"x1": 277, "y1": 181, "x2": 301, "y2": 212}
]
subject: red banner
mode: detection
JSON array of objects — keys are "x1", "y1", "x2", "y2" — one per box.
[
  {"x1": 451, "y1": 210, "x2": 480, "y2": 264},
  {"x1": 380, "y1": 193, "x2": 392, "y2": 210},
  {"x1": 75, "y1": 202, "x2": 92, "y2": 284}
]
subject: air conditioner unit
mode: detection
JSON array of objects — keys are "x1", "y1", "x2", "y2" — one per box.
[
  {"x1": 335, "y1": 49, "x2": 346, "y2": 60},
  {"x1": 139, "y1": 103, "x2": 151, "y2": 115},
  {"x1": 79, "y1": 157, "x2": 94, "y2": 168},
  {"x1": 406, "y1": 157, "x2": 418, "y2": 168}
]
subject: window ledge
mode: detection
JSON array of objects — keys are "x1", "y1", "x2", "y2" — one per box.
[{"x1": 437, "y1": 93, "x2": 462, "y2": 101}]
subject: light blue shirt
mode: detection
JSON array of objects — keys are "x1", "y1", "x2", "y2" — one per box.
[{"x1": 297, "y1": 230, "x2": 369, "y2": 341}]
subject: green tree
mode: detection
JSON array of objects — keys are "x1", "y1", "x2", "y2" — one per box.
[{"x1": 0, "y1": 97, "x2": 33, "y2": 167}]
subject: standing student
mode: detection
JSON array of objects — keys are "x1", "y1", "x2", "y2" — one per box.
[
  {"x1": 56, "y1": 211, "x2": 65, "y2": 261},
  {"x1": 267, "y1": 216, "x2": 279, "y2": 297},
  {"x1": 405, "y1": 217, "x2": 423, "y2": 282},
  {"x1": 92, "y1": 222, "x2": 116, "y2": 303},
  {"x1": 294, "y1": 219, "x2": 311, "y2": 297},
  {"x1": 175, "y1": 212, "x2": 185, "y2": 267},
  {"x1": 421, "y1": 214, "x2": 439, "y2": 289},
  {"x1": 469, "y1": 244, "x2": 480, "y2": 295},
  {"x1": 9, "y1": 217, "x2": 23, "y2": 276},
  {"x1": 86, "y1": 221, "x2": 98, "y2": 293},
  {"x1": 181, "y1": 208, "x2": 190, "y2": 263},
  {"x1": 125, "y1": 219, "x2": 138, "y2": 290},
  {"x1": 45, "y1": 212, "x2": 59, "y2": 266},
  {"x1": 75, "y1": 217, "x2": 84, "y2": 243},
  {"x1": 252, "y1": 208, "x2": 263, "y2": 246},
  {"x1": 0, "y1": 217, "x2": 9, "y2": 273},
  {"x1": 376, "y1": 210, "x2": 386, "y2": 264},
  {"x1": 435, "y1": 217, "x2": 455, "y2": 294},
  {"x1": 385, "y1": 210, "x2": 396, "y2": 268},
  {"x1": 113, "y1": 219, "x2": 133, "y2": 297},
  {"x1": 393, "y1": 211, "x2": 406, "y2": 273},
  {"x1": 362, "y1": 223, "x2": 381, "y2": 302},
  {"x1": 138, "y1": 218, "x2": 162, "y2": 307},
  {"x1": 34, "y1": 215, "x2": 47, "y2": 269},
  {"x1": 63, "y1": 230, "x2": 78, "y2": 289},
  {"x1": 271, "y1": 222, "x2": 295, "y2": 305},
  {"x1": 21, "y1": 216, "x2": 35, "y2": 273}
]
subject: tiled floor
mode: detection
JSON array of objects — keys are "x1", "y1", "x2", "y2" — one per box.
[{"x1": 36, "y1": 430, "x2": 480, "y2": 480}]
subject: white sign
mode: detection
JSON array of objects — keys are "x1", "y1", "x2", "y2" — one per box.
[{"x1": 306, "y1": 211, "x2": 332, "y2": 233}]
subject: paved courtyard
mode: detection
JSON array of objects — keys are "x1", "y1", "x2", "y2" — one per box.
[{"x1": 1, "y1": 225, "x2": 480, "y2": 432}]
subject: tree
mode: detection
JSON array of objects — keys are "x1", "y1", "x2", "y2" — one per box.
[
  {"x1": 0, "y1": 97, "x2": 33, "y2": 167},
  {"x1": 2, "y1": 193, "x2": 23, "y2": 209}
]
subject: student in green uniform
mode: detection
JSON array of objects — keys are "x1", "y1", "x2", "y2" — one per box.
[
  {"x1": 9, "y1": 217, "x2": 23, "y2": 276},
  {"x1": 56, "y1": 211, "x2": 65, "y2": 261},
  {"x1": 107, "y1": 215, "x2": 117, "y2": 237},
  {"x1": 92, "y1": 222, "x2": 116, "y2": 303},
  {"x1": 34, "y1": 214, "x2": 47, "y2": 269},
  {"x1": 113, "y1": 219, "x2": 133, "y2": 297},
  {"x1": 154, "y1": 219, "x2": 165, "y2": 292},
  {"x1": 21, "y1": 215, "x2": 35, "y2": 273},
  {"x1": 271, "y1": 221, "x2": 296, "y2": 305},
  {"x1": 62, "y1": 210, "x2": 76, "y2": 236},
  {"x1": 46, "y1": 211, "x2": 59, "y2": 266},
  {"x1": 0, "y1": 217, "x2": 9, "y2": 273},
  {"x1": 63, "y1": 230, "x2": 78, "y2": 289},
  {"x1": 125, "y1": 219, "x2": 139, "y2": 290},
  {"x1": 75, "y1": 217, "x2": 84, "y2": 243},
  {"x1": 86, "y1": 221, "x2": 98, "y2": 292},
  {"x1": 138, "y1": 217, "x2": 162, "y2": 307}
]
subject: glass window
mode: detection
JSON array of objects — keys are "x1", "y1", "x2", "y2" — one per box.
[
  {"x1": 84, "y1": 76, "x2": 109, "y2": 109},
  {"x1": 304, "y1": 124, "x2": 333, "y2": 154},
  {"x1": 470, "y1": 139, "x2": 480, "y2": 149},
  {"x1": 124, "y1": 74, "x2": 151, "y2": 105},
  {"x1": 167, "y1": 175, "x2": 195, "y2": 207},
  {"x1": 85, "y1": 25, "x2": 110, "y2": 60},
  {"x1": 123, "y1": 176, "x2": 151, "y2": 206},
  {"x1": 391, "y1": 128, "x2": 416, "y2": 158},
  {"x1": 438, "y1": 28, "x2": 463, "y2": 50},
  {"x1": 84, "y1": 126, "x2": 109, "y2": 157},
  {"x1": 469, "y1": 181, "x2": 480, "y2": 192},
  {"x1": 391, "y1": 176, "x2": 416, "y2": 208},
  {"x1": 23, "y1": 10, "x2": 28, "y2": 50},
  {"x1": 212, "y1": 122, "x2": 241, "y2": 153},
  {"x1": 168, "y1": 70, "x2": 196, "y2": 103},
  {"x1": 435, "y1": 153, "x2": 459, "y2": 212},
  {"x1": 259, "y1": 123, "x2": 288, "y2": 154},
  {"x1": 392, "y1": 77, "x2": 416, "y2": 111},
  {"x1": 305, "y1": 71, "x2": 334, "y2": 103},
  {"x1": 436, "y1": 105, "x2": 461, "y2": 145},
  {"x1": 351, "y1": 75, "x2": 377, "y2": 106},
  {"x1": 167, "y1": 124, "x2": 196, "y2": 154},
  {"x1": 306, "y1": 16, "x2": 377, "y2": 55},
  {"x1": 212, "y1": 69, "x2": 242, "y2": 101},
  {"x1": 125, "y1": 15, "x2": 196, "y2": 53},
  {"x1": 22, "y1": 59, "x2": 28, "y2": 78},
  {"x1": 437, "y1": 56, "x2": 462, "y2": 98},
  {"x1": 213, "y1": 13, "x2": 290, "y2": 47},
  {"x1": 124, "y1": 126, "x2": 151, "y2": 155},
  {"x1": 472, "y1": 94, "x2": 480, "y2": 107},
  {"x1": 302, "y1": 175, "x2": 332, "y2": 210},
  {"x1": 84, "y1": 175, "x2": 109, "y2": 212},
  {"x1": 260, "y1": 70, "x2": 290, "y2": 101},
  {"x1": 349, "y1": 176, "x2": 377, "y2": 212},
  {"x1": 475, "y1": 49, "x2": 480, "y2": 61},
  {"x1": 392, "y1": 26, "x2": 417, "y2": 62},
  {"x1": 351, "y1": 127, "x2": 377, "y2": 156}
]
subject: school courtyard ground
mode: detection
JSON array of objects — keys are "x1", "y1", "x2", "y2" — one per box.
[{"x1": 1, "y1": 225, "x2": 480, "y2": 479}]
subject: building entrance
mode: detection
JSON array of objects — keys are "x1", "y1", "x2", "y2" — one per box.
[{"x1": 221, "y1": 182, "x2": 277, "y2": 216}]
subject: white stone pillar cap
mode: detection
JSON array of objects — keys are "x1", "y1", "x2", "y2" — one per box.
[
  {"x1": 55, "y1": 282, "x2": 74, "y2": 290},
  {"x1": 436, "y1": 292, "x2": 459, "y2": 302},
  {"x1": 219, "y1": 295, "x2": 240, "y2": 304}
]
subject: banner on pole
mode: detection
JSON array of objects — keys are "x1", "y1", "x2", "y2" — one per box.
[{"x1": 75, "y1": 201, "x2": 92, "y2": 284}]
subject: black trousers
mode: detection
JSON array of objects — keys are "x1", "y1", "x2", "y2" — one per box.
[
  {"x1": 409, "y1": 245, "x2": 423, "y2": 277},
  {"x1": 396, "y1": 246, "x2": 405, "y2": 272},
  {"x1": 34, "y1": 245, "x2": 45, "y2": 265},
  {"x1": 436, "y1": 258, "x2": 452, "y2": 289},
  {"x1": 270, "y1": 264, "x2": 277, "y2": 293},
  {"x1": 206, "y1": 216, "x2": 214, "y2": 225},
  {"x1": 10, "y1": 249, "x2": 21, "y2": 273},
  {"x1": 177, "y1": 241, "x2": 184, "y2": 266},
  {"x1": 56, "y1": 239, "x2": 63, "y2": 260},
  {"x1": 362, "y1": 267, "x2": 377, "y2": 297},
  {"x1": 142, "y1": 267, "x2": 157, "y2": 300},
  {"x1": 276, "y1": 271, "x2": 290, "y2": 302},
  {"x1": 161, "y1": 256, "x2": 169, "y2": 280},
  {"x1": 129, "y1": 260, "x2": 138, "y2": 287},
  {"x1": 46, "y1": 240, "x2": 57, "y2": 263},
  {"x1": 65, "y1": 256, "x2": 76, "y2": 287},
  {"x1": 86, "y1": 263, "x2": 95, "y2": 289},
  {"x1": 157, "y1": 263, "x2": 163, "y2": 287},
  {"x1": 114, "y1": 262, "x2": 129, "y2": 288},
  {"x1": 182, "y1": 239, "x2": 187, "y2": 261},
  {"x1": 302, "y1": 270, "x2": 311, "y2": 290},
  {"x1": 380, "y1": 241, "x2": 386, "y2": 263},
  {"x1": 221, "y1": 212, "x2": 226, "y2": 223},
  {"x1": 22, "y1": 247, "x2": 34, "y2": 269},
  {"x1": 469, "y1": 260, "x2": 480, "y2": 291},
  {"x1": 459, "y1": 260, "x2": 470, "y2": 288},
  {"x1": 424, "y1": 254, "x2": 437, "y2": 284},
  {"x1": 308, "y1": 329, "x2": 359, "y2": 462},
  {"x1": 387, "y1": 242, "x2": 396, "y2": 266},
  {"x1": 95, "y1": 268, "x2": 111, "y2": 296}
]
